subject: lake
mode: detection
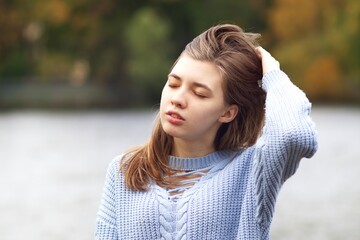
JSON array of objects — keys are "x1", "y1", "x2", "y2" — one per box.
[{"x1": 0, "y1": 107, "x2": 359, "y2": 239}]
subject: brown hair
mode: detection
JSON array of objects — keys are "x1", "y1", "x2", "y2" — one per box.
[{"x1": 121, "y1": 24, "x2": 266, "y2": 191}]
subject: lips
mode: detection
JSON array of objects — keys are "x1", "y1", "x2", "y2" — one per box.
[
  {"x1": 166, "y1": 110, "x2": 185, "y2": 124},
  {"x1": 167, "y1": 111, "x2": 184, "y2": 119}
]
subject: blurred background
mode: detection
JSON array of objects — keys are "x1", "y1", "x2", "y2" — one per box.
[{"x1": 0, "y1": 0, "x2": 359, "y2": 239}]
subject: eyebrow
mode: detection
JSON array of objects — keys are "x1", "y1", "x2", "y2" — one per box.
[{"x1": 168, "y1": 73, "x2": 213, "y2": 93}]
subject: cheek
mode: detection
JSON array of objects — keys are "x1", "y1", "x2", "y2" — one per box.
[
  {"x1": 192, "y1": 103, "x2": 225, "y2": 123},
  {"x1": 159, "y1": 88, "x2": 169, "y2": 108}
]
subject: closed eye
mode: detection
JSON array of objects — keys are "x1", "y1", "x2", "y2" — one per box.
[
  {"x1": 167, "y1": 80, "x2": 180, "y2": 88},
  {"x1": 194, "y1": 91, "x2": 208, "y2": 98},
  {"x1": 167, "y1": 76, "x2": 180, "y2": 88}
]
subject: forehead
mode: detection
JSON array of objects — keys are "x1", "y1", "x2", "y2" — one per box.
[{"x1": 170, "y1": 55, "x2": 223, "y2": 89}]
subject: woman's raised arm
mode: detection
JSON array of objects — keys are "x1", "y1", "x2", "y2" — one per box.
[{"x1": 253, "y1": 47, "x2": 318, "y2": 224}]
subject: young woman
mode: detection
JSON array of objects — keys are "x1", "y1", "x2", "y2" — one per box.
[{"x1": 95, "y1": 24, "x2": 318, "y2": 240}]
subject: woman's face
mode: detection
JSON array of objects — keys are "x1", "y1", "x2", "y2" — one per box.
[{"x1": 160, "y1": 54, "x2": 237, "y2": 146}]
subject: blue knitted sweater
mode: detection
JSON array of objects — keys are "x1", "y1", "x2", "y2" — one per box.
[{"x1": 95, "y1": 70, "x2": 318, "y2": 240}]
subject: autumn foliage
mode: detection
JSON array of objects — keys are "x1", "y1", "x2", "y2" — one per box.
[{"x1": 267, "y1": 0, "x2": 359, "y2": 102}]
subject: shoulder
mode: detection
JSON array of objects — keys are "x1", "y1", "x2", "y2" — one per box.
[
  {"x1": 223, "y1": 148, "x2": 257, "y2": 172},
  {"x1": 105, "y1": 153, "x2": 131, "y2": 181},
  {"x1": 101, "y1": 153, "x2": 134, "y2": 195},
  {"x1": 107, "y1": 154, "x2": 122, "y2": 171}
]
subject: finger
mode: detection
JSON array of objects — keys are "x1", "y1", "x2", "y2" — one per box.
[
  {"x1": 255, "y1": 47, "x2": 262, "y2": 58},
  {"x1": 257, "y1": 47, "x2": 273, "y2": 60},
  {"x1": 258, "y1": 47, "x2": 271, "y2": 57}
]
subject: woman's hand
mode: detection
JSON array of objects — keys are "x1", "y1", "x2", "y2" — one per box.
[{"x1": 256, "y1": 47, "x2": 280, "y2": 75}]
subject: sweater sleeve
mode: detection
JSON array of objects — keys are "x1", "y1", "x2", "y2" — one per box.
[
  {"x1": 253, "y1": 70, "x2": 318, "y2": 225},
  {"x1": 95, "y1": 158, "x2": 119, "y2": 240}
]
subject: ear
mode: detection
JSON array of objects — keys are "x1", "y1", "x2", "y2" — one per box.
[{"x1": 219, "y1": 104, "x2": 238, "y2": 123}]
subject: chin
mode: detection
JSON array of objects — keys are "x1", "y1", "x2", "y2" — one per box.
[
  {"x1": 162, "y1": 124, "x2": 178, "y2": 137},
  {"x1": 161, "y1": 124, "x2": 185, "y2": 140}
]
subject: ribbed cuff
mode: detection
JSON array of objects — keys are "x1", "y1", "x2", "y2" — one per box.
[{"x1": 261, "y1": 70, "x2": 291, "y2": 92}]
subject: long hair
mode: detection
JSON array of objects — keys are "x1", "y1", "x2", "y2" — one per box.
[{"x1": 121, "y1": 24, "x2": 266, "y2": 191}]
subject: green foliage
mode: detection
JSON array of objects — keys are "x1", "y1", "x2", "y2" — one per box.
[
  {"x1": 125, "y1": 7, "x2": 173, "y2": 102},
  {"x1": 0, "y1": 49, "x2": 28, "y2": 81}
]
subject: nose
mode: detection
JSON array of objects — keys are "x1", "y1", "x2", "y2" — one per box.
[{"x1": 171, "y1": 89, "x2": 187, "y2": 108}]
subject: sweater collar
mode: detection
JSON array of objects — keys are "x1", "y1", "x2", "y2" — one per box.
[{"x1": 168, "y1": 150, "x2": 234, "y2": 171}]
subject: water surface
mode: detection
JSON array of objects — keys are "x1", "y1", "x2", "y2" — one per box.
[{"x1": 0, "y1": 107, "x2": 359, "y2": 239}]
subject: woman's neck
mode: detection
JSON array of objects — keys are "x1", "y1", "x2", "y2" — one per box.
[{"x1": 172, "y1": 137, "x2": 215, "y2": 158}]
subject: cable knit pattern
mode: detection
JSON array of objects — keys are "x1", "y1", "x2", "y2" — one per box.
[
  {"x1": 154, "y1": 186, "x2": 175, "y2": 239},
  {"x1": 95, "y1": 70, "x2": 318, "y2": 240}
]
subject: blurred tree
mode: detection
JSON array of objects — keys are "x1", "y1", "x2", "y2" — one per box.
[
  {"x1": 125, "y1": 7, "x2": 173, "y2": 103},
  {"x1": 0, "y1": 1, "x2": 28, "y2": 80},
  {"x1": 156, "y1": 0, "x2": 271, "y2": 54},
  {"x1": 304, "y1": 55, "x2": 341, "y2": 99},
  {"x1": 1, "y1": 0, "x2": 357, "y2": 107}
]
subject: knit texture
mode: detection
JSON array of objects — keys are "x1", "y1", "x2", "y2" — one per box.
[{"x1": 95, "y1": 70, "x2": 318, "y2": 240}]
